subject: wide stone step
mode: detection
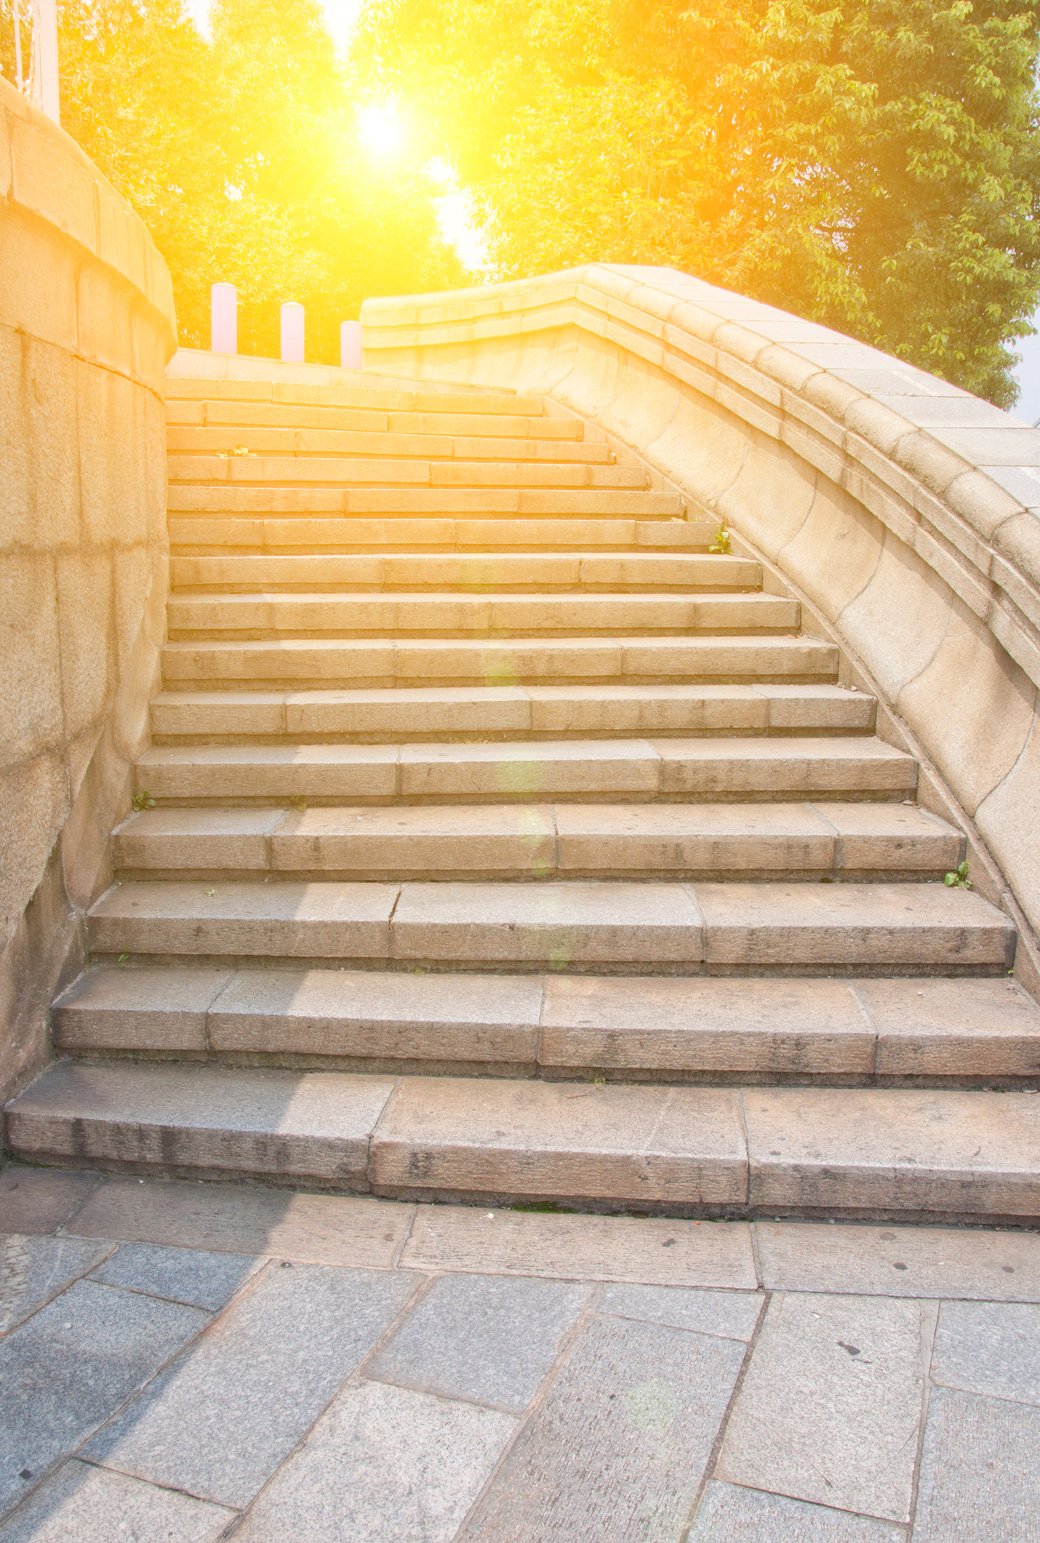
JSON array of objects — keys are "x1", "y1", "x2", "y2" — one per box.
[
  {"x1": 135, "y1": 736, "x2": 911, "y2": 803},
  {"x1": 167, "y1": 426, "x2": 618, "y2": 464},
  {"x1": 86, "y1": 879, "x2": 1013, "y2": 972},
  {"x1": 112, "y1": 802, "x2": 961, "y2": 881},
  {"x1": 168, "y1": 454, "x2": 648, "y2": 491},
  {"x1": 168, "y1": 515, "x2": 718, "y2": 553},
  {"x1": 150, "y1": 685, "x2": 877, "y2": 744},
  {"x1": 170, "y1": 551, "x2": 762, "y2": 593},
  {"x1": 166, "y1": 486, "x2": 685, "y2": 518},
  {"x1": 165, "y1": 591, "x2": 798, "y2": 640},
  {"x1": 7, "y1": 1061, "x2": 1038, "y2": 1219},
  {"x1": 160, "y1": 634, "x2": 837, "y2": 689},
  {"x1": 53, "y1": 967, "x2": 1040, "y2": 1083},
  {"x1": 166, "y1": 379, "x2": 551, "y2": 417},
  {"x1": 168, "y1": 404, "x2": 587, "y2": 442}
]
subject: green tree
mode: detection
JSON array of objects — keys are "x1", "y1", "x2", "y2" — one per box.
[{"x1": 358, "y1": 0, "x2": 1040, "y2": 406}]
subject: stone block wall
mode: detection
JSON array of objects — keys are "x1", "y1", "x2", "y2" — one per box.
[
  {"x1": 363, "y1": 266, "x2": 1040, "y2": 987},
  {"x1": 0, "y1": 81, "x2": 176, "y2": 1105}
]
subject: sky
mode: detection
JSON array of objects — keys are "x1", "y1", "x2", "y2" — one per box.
[{"x1": 185, "y1": 0, "x2": 366, "y2": 48}]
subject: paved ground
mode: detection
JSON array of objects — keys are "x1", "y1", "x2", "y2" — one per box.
[{"x1": 1, "y1": 1166, "x2": 1039, "y2": 1540}]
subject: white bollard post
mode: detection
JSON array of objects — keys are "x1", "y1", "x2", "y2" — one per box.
[
  {"x1": 340, "y1": 321, "x2": 363, "y2": 371},
  {"x1": 31, "y1": 0, "x2": 61, "y2": 124},
  {"x1": 210, "y1": 283, "x2": 238, "y2": 354},
  {"x1": 280, "y1": 302, "x2": 305, "y2": 364}
]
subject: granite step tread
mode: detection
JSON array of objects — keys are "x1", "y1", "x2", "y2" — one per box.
[
  {"x1": 85, "y1": 878, "x2": 1014, "y2": 971},
  {"x1": 134, "y1": 735, "x2": 914, "y2": 804},
  {"x1": 165, "y1": 590, "x2": 799, "y2": 639},
  {"x1": 149, "y1": 684, "x2": 878, "y2": 743},
  {"x1": 167, "y1": 426, "x2": 619, "y2": 463},
  {"x1": 53, "y1": 966, "x2": 1040, "y2": 1083},
  {"x1": 165, "y1": 380, "x2": 552, "y2": 417},
  {"x1": 169, "y1": 552, "x2": 763, "y2": 593},
  {"x1": 6, "y1": 1060, "x2": 1038, "y2": 1219},
  {"x1": 111, "y1": 800, "x2": 962, "y2": 880},
  {"x1": 167, "y1": 515, "x2": 719, "y2": 552},
  {"x1": 167, "y1": 453, "x2": 649, "y2": 490},
  {"x1": 160, "y1": 634, "x2": 838, "y2": 688},
  {"x1": 166, "y1": 487, "x2": 685, "y2": 518}
]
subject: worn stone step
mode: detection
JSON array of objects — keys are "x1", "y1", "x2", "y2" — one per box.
[
  {"x1": 160, "y1": 634, "x2": 837, "y2": 689},
  {"x1": 168, "y1": 454, "x2": 648, "y2": 491},
  {"x1": 149, "y1": 685, "x2": 877, "y2": 744},
  {"x1": 168, "y1": 403, "x2": 587, "y2": 442},
  {"x1": 135, "y1": 736, "x2": 911, "y2": 804},
  {"x1": 165, "y1": 591, "x2": 798, "y2": 640},
  {"x1": 167, "y1": 425, "x2": 617, "y2": 464},
  {"x1": 166, "y1": 379, "x2": 550, "y2": 417},
  {"x1": 112, "y1": 802, "x2": 962, "y2": 881},
  {"x1": 53, "y1": 967, "x2": 1040, "y2": 1083},
  {"x1": 170, "y1": 552, "x2": 762, "y2": 593},
  {"x1": 166, "y1": 486, "x2": 685, "y2": 518},
  {"x1": 6, "y1": 1061, "x2": 1038, "y2": 1218},
  {"x1": 86, "y1": 879, "x2": 1013, "y2": 972},
  {"x1": 168, "y1": 515, "x2": 718, "y2": 553}
]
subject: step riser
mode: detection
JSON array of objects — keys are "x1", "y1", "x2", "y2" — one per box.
[
  {"x1": 166, "y1": 489, "x2": 684, "y2": 517},
  {"x1": 167, "y1": 429, "x2": 616, "y2": 463},
  {"x1": 169, "y1": 409, "x2": 586, "y2": 440},
  {"x1": 168, "y1": 517, "x2": 718, "y2": 552},
  {"x1": 168, "y1": 458, "x2": 647, "y2": 490},
  {"x1": 169, "y1": 555, "x2": 762, "y2": 592}
]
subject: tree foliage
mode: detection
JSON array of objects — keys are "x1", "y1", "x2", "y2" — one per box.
[
  {"x1": 357, "y1": 0, "x2": 1040, "y2": 405},
  {"x1": 0, "y1": 0, "x2": 466, "y2": 357}
]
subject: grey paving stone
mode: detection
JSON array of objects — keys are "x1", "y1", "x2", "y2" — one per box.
[
  {"x1": 717, "y1": 1293, "x2": 933, "y2": 1523},
  {"x1": 233, "y1": 1379, "x2": 515, "y2": 1543},
  {"x1": 931, "y1": 1300, "x2": 1040, "y2": 1406},
  {"x1": 0, "y1": 1459, "x2": 234, "y2": 1542},
  {"x1": 86, "y1": 1261, "x2": 419, "y2": 1507},
  {"x1": 90, "y1": 1241, "x2": 259, "y2": 1310},
  {"x1": 689, "y1": 1481, "x2": 906, "y2": 1541},
  {"x1": 912, "y1": 1388, "x2": 1040, "y2": 1542},
  {"x1": 368, "y1": 1272, "x2": 587, "y2": 1412},
  {"x1": 1, "y1": 1235, "x2": 109, "y2": 1333},
  {"x1": 0, "y1": 1280, "x2": 206, "y2": 1519},
  {"x1": 0, "y1": 1169, "x2": 100, "y2": 1236},
  {"x1": 598, "y1": 1283, "x2": 762, "y2": 1341},
  {"x1": 459, "y1": 1314, "x2": 745, "y2": 1542}
]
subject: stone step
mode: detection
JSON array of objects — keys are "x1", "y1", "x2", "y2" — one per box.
[
  {"x1": 167, "y1": 454, "x2": 648, "y2": 491},
  {"x1": 150, "y1": 684, "x2": 876, "y2": 744},
  {"x1": 165, "y1": 591, "x2": 798, "y2": 640},
  {"x1": 160, "y1": 634, "x2": 838, "y2": 689},
  {"x1": 112, "y1": 802, "x2": 962, "y2": 881},
  {"x1": 167, "y1": 426, "x2": 618, "y2": 464},
  {"x1": 7, "y1": 1061, "x2": 1037, "y2": 1218},
  {"x1": 165, "y1": 380, "x2": 550, "y2": 417},
  {"x1": 135, "y1": 736, "x2": 910, "y2": 804},
  {"x1": 168, "y1": 515, "x2": 718, "y2": 553},
  {"x1": 170, "y1": 551, "x2": 762, "y2": 593},
  {"x1": 166, "y1": 486, "x2": 686, "y2": 518},
  {"x1": 86, "y1": 879, "x2": 1013, "y2": 972},
  {"x1": 53, "y1": 967, "x2": 1040, "y2": 1083},
  {"x1": 168, "y1": 404, "x2": 587, "y2": 442}
]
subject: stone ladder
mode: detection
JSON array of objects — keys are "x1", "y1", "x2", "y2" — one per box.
[{"x1": 6, "y1": 374, "x2": 1040, "y2": 1223}]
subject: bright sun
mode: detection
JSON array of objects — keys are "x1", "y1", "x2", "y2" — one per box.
[{"x1": 358, "y1": 101, "x2": 406, "y2": 159}]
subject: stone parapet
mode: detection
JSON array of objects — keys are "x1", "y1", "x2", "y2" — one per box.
[
  {"x1": 0, "y1": 80, "x2": 177, "y2": 1104},
  {"x1": 363, "y1": 267, "x2": 1040, "y2": 969}
]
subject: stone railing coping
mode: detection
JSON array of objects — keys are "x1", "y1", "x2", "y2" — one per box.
[
  {"x1": 0, "y1": 77, "x2": 175, "y2": 342},
  {"x1": 363, "y1": 265, "x2": 1040, "y2": 689}
]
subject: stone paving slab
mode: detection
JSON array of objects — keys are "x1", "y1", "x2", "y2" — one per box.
[
  {"x1": 367, "y1": 1271, "x2": 587, "y2": 1412},
  {"x1": 597, "y1": 1282, "x2": 763, "y2": 1341},
  {"x1": 717, "y1": 1292, "x2": 935, "y2": 1522},
  {"x1": 459, "y1": 1313, "x2": 745, "y2": 1541},
  {"x1": 912, "y1": 1388, "x2": 1040, "y2": 1543},
  {"x1": 84, "y1": 1262, "x2": 419, "y2": 1507},
  {"x1": 233, "y1": 1379, "x2": 516, "y2": 1543},
  {"x1": 0, "y1": 1460, "x2": 235, "y2": 1543},
  {"x1": 0, "y1": 1279, "x2": 206, "y2": 1519},
  {"x1": 90, "y1": 1241, "x2": 259, "y2": 1310},
  {"x1": 930, "y1": 1299, "x2": 1040, "y2": 1405},
  {"x1": 688, "y1": 1481, "x2": 907, "y2": 1541},
  {"x1": 0, "y1": 1235, "x2": 109, "y2": 1334},
  {"x1": 0, "y1": 1169, "x2": 99, "y2": 1236}
]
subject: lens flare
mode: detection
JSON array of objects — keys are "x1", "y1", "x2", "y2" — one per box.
[{"x1": 358, "y1": 100, "x2": 406, "y2": 159}]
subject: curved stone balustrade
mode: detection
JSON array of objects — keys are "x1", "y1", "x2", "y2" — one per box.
[
  {"x1": 0, "y1": 80, "x2": 177, "y2": 1100},
  {"x1": 363, "y1": 265, "x2": 1040, "y2": 974}
]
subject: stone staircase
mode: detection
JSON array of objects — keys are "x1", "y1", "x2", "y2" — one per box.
[{"x1": 6, "y1": 374, "x2": 1040, "y2": 1222}]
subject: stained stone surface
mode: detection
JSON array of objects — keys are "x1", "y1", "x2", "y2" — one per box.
[
  {"x1": 85, "y1": 1263, "x2": 419, "y2": 1506},
  {"x1": 0, "y1": 1235, "x2": 109, "y2": 1333},
  {"x1": 688, "y1": 1482, "x2": 907, "y2": 1541},
  {"x1": 458, "y1": 1314, "x2": 745, "y2": 1541},
  {"x1": 930, "y1": 1300, "x2": 1040, "y2": 1406},
  {"x1": 597, "y1": 1283, "x2": 763, "y2": 1341},
  {"x1": 912, "y1": 1389, "x2": 1040, "y2": 1543},
  {"x1": 0, "y1": 1460, "x2": 235, "y2": 1543},
  {"x1": 90, "y1": 1241, "x2": 259, "y2": 1311},
  {"x1": 368, "y1": 1271, "x2": 587, "y2": 1411},
  {"x1": 232, "y1": 1380, "x2": 516, "y2": 1543}
]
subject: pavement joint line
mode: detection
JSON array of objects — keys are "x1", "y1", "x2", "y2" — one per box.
[{"x1": 906, "y1": 1299, "x2": 942, "y2": 1530}]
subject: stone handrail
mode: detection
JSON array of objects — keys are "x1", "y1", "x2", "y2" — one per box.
[
  {"x1": 362, "y1": 265, "x2": 1040, "y2": 971},
  {"x1": 1, "y1": 79, "x2": 177, "y2": 1105}
]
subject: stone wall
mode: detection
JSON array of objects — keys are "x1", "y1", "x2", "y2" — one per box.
[
  {"x1": 0, "y1": 81, "x2": 176, "y2": 1106},
  {"x1": 363, "y1": 266, "x2": 1040, "y2": 985}
]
